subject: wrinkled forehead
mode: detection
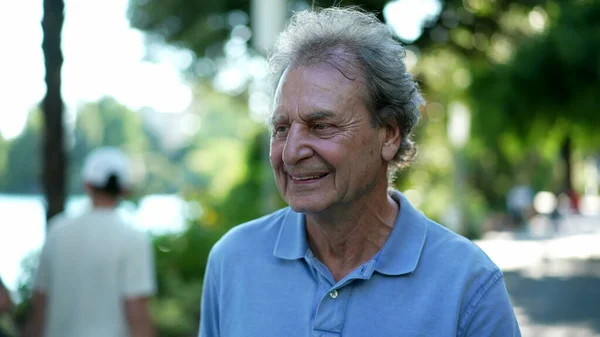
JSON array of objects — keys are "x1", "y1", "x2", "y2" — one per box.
[
  {"x1": 272, "y1": 57, "x2": 368, "y2": 114},
  {"x1": 271, "y1": 62, "x2": 363, "y2": 119},
  {"x1": 273, "y1": 47, "x2": 364, "y2": 94}
]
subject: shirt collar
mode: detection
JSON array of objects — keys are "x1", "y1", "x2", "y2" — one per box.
[
  {"x1": 273, "y1": 209, "x2": 308, "y2": 260},
  {"x1": 374, "y1": 189, "x2": 427, "y2": 276},
  {"x1": 273, "y1": 189, "x2": 428, "y2": 276}
]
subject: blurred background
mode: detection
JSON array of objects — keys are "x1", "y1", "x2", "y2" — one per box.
[{"x1": 0, "y1": 0, "x2": 599, "y2": 336}]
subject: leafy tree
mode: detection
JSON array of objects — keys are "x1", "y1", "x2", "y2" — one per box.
[
  {"x1": 470, "y1": 0, "x2": 600, "y2": 195},
  {"x1": 127, "y1": 0, "x2": 555, "y2": 59},
  {"x1": 179, "y1": 83, "x2": 264, "y2": 200},
  {"x1": 3, "y1": 110, "x2": 43, "y2": 193},
  {"x1": 408, "y1": 0, "x2": 599, "y2": 216},
  {"x1": 128, "y1": 0, "x2": 391, "y2": 62},
  {"x1": 150, "y1": 130, "x2": 284, "y2": 337},
  {"x1": 70, "y1": 97, "x2": 151, "y2": 194}
]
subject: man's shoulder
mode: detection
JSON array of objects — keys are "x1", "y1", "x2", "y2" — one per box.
[
  {"x1": 392, "y1": 190, "x2": 498, "y2": 273},
  {"x1": 45, "y1": 212, "x2": 74, "y2": 239},
  {"x1": 209, "y1": 207, "x2": 290, "y2": 261},
  {"x1": 420, "y1": 219, "x2": 516, "y2": 334},
  {"x1": 47, "y1": 211, "x2": 146, "y2": 243},
  {"x1": 423, "y1": 218, "x2": 499, "y2": 274}
]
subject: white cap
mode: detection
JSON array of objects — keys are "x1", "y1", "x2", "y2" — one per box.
[{"x1": 82, "y1": 147, "x2": 133, "y2": 190}]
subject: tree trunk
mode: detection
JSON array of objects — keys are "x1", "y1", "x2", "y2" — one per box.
[{"x1": 41, "y1": 0, "x2": 66, "y2": 225}]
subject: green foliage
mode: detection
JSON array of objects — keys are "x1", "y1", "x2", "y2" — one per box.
[
  {"x1": 467, "y1": 0, "x2": 600, "y2": 200},
  {"x1": 75, "y1": 97, "x2": 149, "y2": 151},
  {"x1": 182, "y1": 85, "x2": 261, "y2": 200},
  {"x1": 1, "y1": 84, "x2": 263, "y2": 197},
  {"x1": 150, "y1": 129, "x2": 283, "y2": 337},
  {"x1": 70, "y1": 97, "x2": 151, "y2": 195},
  {"x1": 404, "y1": 0, "x2": 600, "y2": 215},
  {"x1": 128, "y1": 0, "x2": 391, "y2": 61},
  {"x1": 1, "y1": 109, "x2": 43, "y2": 193},
  {"x1": 471, "y1": 0, "x2": 600, "y2": 145},
  {"x1": 12, "y1": 251, "x2": 40, "y2": 330},
  {"x1": 205, "y1": 131, "x2": 285, "y2": 227},
  {"x1": 150, "y1": 226, "x2": 221, "y2": 336}
]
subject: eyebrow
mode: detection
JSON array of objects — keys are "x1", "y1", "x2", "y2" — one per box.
[
  {"x1": 303, "y1": 110, "x2": 335, "y2": 122},
  {"x1": 270, "y1": 110, "x2": 335, "y2": 126},
  {"x1": 270, "y1": 114, "x2": 287, "y2": 126}
]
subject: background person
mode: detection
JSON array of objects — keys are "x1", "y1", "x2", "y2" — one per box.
[{"x1": 27, "y1": 147, "x2": 157, "y2": 337}]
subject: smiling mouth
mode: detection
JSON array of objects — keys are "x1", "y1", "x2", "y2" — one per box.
[{"x1": 289, "y1": 173, "x2": 329, "y2": 183}]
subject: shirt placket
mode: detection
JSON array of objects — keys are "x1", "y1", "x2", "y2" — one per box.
[
  {"x1": 307, "y1": 251, "x2": 373, "y2": 337},
  {"x1": 311, "y1": 280, "x2": 353, "y2": 337}
]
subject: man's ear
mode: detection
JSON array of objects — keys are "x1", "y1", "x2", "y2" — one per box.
[{"x1": 381, "y1": 122, "x2": 401, "y2": 162}]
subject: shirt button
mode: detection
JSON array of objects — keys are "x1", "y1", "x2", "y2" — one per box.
[{"x1": 329, "y1": 289, "x2": 338, "y2": 299}]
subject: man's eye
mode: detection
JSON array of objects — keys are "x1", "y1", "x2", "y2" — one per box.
[
  {"x1": 313, "y1": 123, "x2": 328, "y2": 130},
  {"x1": 273, "y1": 125, "x2": 289, "y2": 136}
]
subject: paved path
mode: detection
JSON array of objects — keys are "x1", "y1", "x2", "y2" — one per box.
[
  {"x1": 504, "y1": 259, "x2": 600, "y2": 337},
  {"x1": 476, "y1": 215, "x2": 600, "y2": 336}
]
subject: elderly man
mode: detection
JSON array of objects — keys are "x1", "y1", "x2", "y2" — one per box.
[{"x1": 199, "y1": 7, "x2": 521, "y2": 337}]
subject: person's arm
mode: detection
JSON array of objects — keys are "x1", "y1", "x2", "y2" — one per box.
[
  {"x1": 198, "y1": 258, "x2": 219, "y2": 337},
  {"x1": 24, "y1": 291, "x2": 47, "y2": 337},
  {"x1": 458, "y1": 270, "x2": 521, "y2": 337},
  {"x1": 125, "y1": 296, "x2": 155, "y2": 337},
  {"x1": 26, "y1": 238, "x2": 53, "y2": 337},
  {"x1": 0, "y1": 278, "x2": 13, "y2": 313},
  {"x1": 121, "y1": 233, "x2": 157, "y2": 337}
]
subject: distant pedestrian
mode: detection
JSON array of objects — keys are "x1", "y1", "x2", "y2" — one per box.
[
  {"x1": 26, "y1": 147, "x2": 157, "y2": 337},
  {"x1": 507, "y1": 184, "x2": 534, "y2": 227}
]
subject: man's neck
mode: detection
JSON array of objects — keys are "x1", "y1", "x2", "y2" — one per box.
[
  {"x1": 91, "y1": 196, "x2": 119, "y2": 209},
  {"x1": 305, "y1": 190, "x2": 399, "y2": 282}
]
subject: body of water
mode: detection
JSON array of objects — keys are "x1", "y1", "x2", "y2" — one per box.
[{"x1": 0, "y1": 194, "x2": 189, "y2": 292}]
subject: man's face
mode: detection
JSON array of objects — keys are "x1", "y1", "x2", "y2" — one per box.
[{"x1": 269, "y1": 63, "x2": 390, "y2": 214}]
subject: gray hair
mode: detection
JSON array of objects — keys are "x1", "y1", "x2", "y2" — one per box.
[{"x1": 268, "y1": 7, "x2": 424, "y2": 176}]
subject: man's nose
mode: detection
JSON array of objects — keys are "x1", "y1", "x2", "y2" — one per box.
[{"x1": 282, "y1": 124, "x2": 313, "y2": 166}]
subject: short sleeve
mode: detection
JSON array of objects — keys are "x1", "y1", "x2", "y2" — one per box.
[
  {"x1": 33, "y1": 240, "x2": 52, "y2": 293},
  {"x1": 199, "y1": 255, "x2": 220, "y2": 337},
  {"x1": 121, "y1": 232, "x2": 157, "y2": 298},
  {"x1": 459, "y1": 270, "x2": 522, "y2": 337},
  {"x1": 33, "y1": 216, "x2": 65, "y2": 293}
]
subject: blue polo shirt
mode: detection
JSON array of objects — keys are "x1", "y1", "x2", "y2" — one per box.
[{"x1": 199, "y1": 190, "x2": 521, "y2": 337}]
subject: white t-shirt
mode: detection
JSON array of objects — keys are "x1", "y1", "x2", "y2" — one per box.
[{"x1": 34, "y1": 209, "x2": 157, "y2": 337}]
